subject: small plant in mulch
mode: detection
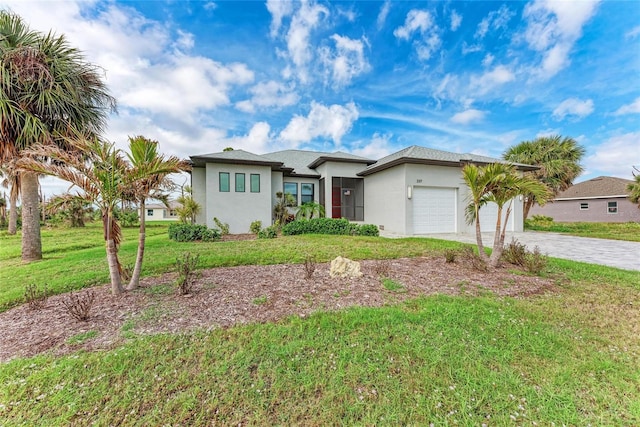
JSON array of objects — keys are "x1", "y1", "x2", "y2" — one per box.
[
  {"x1": 175, "y1": 252, "x2": 200, "y2": 295},
  {"x1": 252, "y1": 295, "x2": 268, "y2": 305},
  {"x1": 460, "y1": 247, "x2": 488, "y2": 272},
  {"x1": 522, "y1": 246, "x2": 548, "y2": 275},
  {"x1": 372, "y1": 260, "x2": 390, "y2": 278},
  {"x1": 249, "y1": 220, "x2": 262, "y2": 234},
  {"x1": 444, "y1": 249, "x2": 458, "y2": 264},
  {"x1": 24, "y1": 283, "x2": 48, "y2": 310},
  {"x1": 62, "y1": 291, "x2": 96, "y2": 322},
  {"x1": 303, "y1": 254, "x2": 316, "y2": 279},
  {"x1": 502, "y1": 238, "x2": 527, "y2": 266},
  {"x1": 382, "y1": 278, "x2": 405, "y2": 293}
]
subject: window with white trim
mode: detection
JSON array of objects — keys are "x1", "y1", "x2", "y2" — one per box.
[
  {"x1": 607, "y1": 201, "x2": 618, "y2": 214},
  {"x1": 580, "y1": 202, "x2": 589, "y2": 210}
]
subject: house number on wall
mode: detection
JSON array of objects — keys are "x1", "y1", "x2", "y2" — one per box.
[{"x1": 416, "y1": 179, "x2": 422, "y2": 183}]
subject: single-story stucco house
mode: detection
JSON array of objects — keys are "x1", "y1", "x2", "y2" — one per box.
[
  {"x1": 143, "y1": 201, "x2": 180, "y2": 221},
  {"x1": 189, "y1": 145, "x2": 537, "y2": 235},
  {"x1": 529, "y1": 176, "x2": 640, "y2": 222}
]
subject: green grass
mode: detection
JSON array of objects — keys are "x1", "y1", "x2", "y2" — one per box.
[
  {"x1": 381, "y1": 277, "x2": 405, "y2": 292},
  {"x1": 0, "y1": 222, "x2": 461, "y2": 311},
  {"x1": 1, "y1": 223, "x2": 639, "y2": 425},
  {"x1": 525, "y1": 220, "x2": 640, "y2": 242}
]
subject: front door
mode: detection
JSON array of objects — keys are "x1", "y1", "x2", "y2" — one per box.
[{"x1": 341, "y1": 188, "x2": 355, "y2": 220}]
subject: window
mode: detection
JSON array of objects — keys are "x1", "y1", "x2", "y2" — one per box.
[
  {"x1": 235, "y1": 173, "x2": 245, "y2": 192},
  {"x1": 301, "y1": 183, "x2": 314, "y2": 204},
  {"x1": 284, "y1": 182, "x2": 298, "y2": 206},
  {"x1": 169, "y1": 209, "x2": 177, "y2": 217},
  {"x1": 219, "y1": 172, "x2": 230, "y2": 192},
  {"x1": 147, "y1": 209, "x2": 154, "y2": 216},
  {"x1": 580, "y1": 202, "x2": 589, "y2": 210},
  {"x1": 608, "y1": 201, "x2": 618, "y2": 214},
  {"x1": 250, "y1": 174, "x2": 260, "y2": 193}
]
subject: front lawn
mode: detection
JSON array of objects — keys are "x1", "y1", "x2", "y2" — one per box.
[
  {"x1": 525, "y1": 220, "x2": 640, "y2": 242},
  {"x1": 0, "y1": 222, "x2": 639, "y2": 425}
]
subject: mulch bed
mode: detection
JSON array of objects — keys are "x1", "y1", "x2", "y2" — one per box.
[{"x1": 0, "y1": 255, "x2": 556, "y2": 362}]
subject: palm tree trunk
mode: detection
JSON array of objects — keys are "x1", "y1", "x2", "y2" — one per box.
[
  {"x1": 8, "y1": 192, "x2": 17, "y2": 235},
  {"x1": 21, "y1": 171, "x2": 42, "y2": 262},
  {"x1": 104, "y1": 212, "x2": 124, "y2": 295},
  {"x1": 523, "y1": 198, "x2": 534, "y2": 220},
  {"x1": 474, "y1": 212, "x2": 489, "y2": 264},
  {"x1": 127, "y1": 201, "x2": 146, "y2": 290}
]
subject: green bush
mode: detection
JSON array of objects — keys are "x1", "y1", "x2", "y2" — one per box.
[
  {"x1": 257, "y1": 225, "x2": 278, "y2": 239},
  {"x1": 281, "y1": 218, "x2": 379, "y2": 237},
  {"x1": 213, "y1": 217, "x2": 230, "y2": 235},
  {"x1": 168, "y1": 223, "x2": 221, "y2": 242},
  {"x1": 249, "y1": 220, "x2": 262, "y2": 234}
]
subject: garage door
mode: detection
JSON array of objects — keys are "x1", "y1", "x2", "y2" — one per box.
[
  {"x1": 413, "y1": 187, "x2": 457, "y2": 234},
  {"x1": 479, "y1": 201, "x2": 515, "y2": 232}
]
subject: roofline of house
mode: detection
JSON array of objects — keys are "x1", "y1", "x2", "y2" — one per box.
[
  {"x1": 554, "y1": 195, "x2": 630, "y2": 201},
  {"x1": 357, "y1": 158, "x2": 538, "y2": 177},
  {"x1": 307, "y1": 156, "x2": 376, "y2": 169},
  {"x1": 189, "y1": 156, "x2": 284, "y2": 170}
]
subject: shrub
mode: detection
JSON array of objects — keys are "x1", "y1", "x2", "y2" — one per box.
[
  {"x1": 62, "y1": 291, "x2": 96, "y2": 321},
  {"x1": 523, "y1": 246, "x2": 548, "y2": 274},
  {"x1": 303, "y1": 254, "x2": 316, "y2": 279},
  {"x1": 258, "y1": 225, "x2": 278, "y2": 239},
  {"x1": 502, "y1": 238, "x2": 527, "y2": 265},
  {"x1": 175, "y1": 253, "x2": 200, "y2": 295},
  {"x1": 444, "y1": 249, "x2": 458, "y2": 263},
  {"x1": 525, "y1": 214, "x2": 554, "y2": 228},
  {"x1": 168, "y1": 223, "x2": 221, "y2": 242},
  {"x1": 460, "y1": 246, "x2": 488, "y2": 272},
  {"x1": 24, "y1": 283, "x2": 48, "y2": 310},
  {"x1": 213, "y1": 217, "x2": 230, "y2": 235},
  {"x1": 249, "y1": 220, "x2": 262, "y2": 234},
  {"x1": 281, "y1": 218, "x2": 378, "y2": 237}
]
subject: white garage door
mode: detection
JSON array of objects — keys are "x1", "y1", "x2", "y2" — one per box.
[
  {"x1": 479, "y1": 201, "x2": 515, "y2": 232},
  {"x1": 413, "y1": 187, "x2": 457, "y2": 234}
]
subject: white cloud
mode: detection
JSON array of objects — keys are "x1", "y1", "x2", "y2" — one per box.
[
  {"x1": 482, "y1": 53, "x2": 494, "y2": 67},
  {"x1": 236, "y1": 81, "x2": 299, "y2": 113},
  {"x1": 470, "y1": 65, "x2": 515, "y2": 95},
  {"x1": 279, "y1": 102, "x2": 359, "y2": 146},
  {"x1": 175, "y1": 30, "x2": 195, "y2": 51},
  {"x1": 475, "y1": 5, "x2": 515, "y2": 39},
  {"x1": 584, "y1": 132, "x2": 640, "y2": 178},
  {"x1": 523, "y1": 0, "x2": 600, "y2": 78},
  {"x1": 614, "y1": 97, "x2": 640, "y2": 115},
  {"x1": 626, "y1": 25, "x2": 640, "y2": 39},
  {"x1": 284, "y1": 1, "x2": 329, "y2": 83},
  {"x1": 461, "y1": 42, "x2": 482, "y2": 55},
  {"x1": 320, "y1": 34, "x2": 370, "y2": 87},
  {"x1": 266, "y1": 0, "x2": 293, "y2": 37},
  {"x1": 226, "y1": 122, "x2": 273, "y2": 154},
  {"x1": 450, "y1": 10, "x2": 462, "y2": 31},
  {"x1": 203, "y1": 2, "x2": 217, "y2": 11},
  {"x1": 352, "y1": 133, "x2": 394, "y2": 159},
  {"x1": 451, "y1": 109, "x2": 486, "y2": 125},
  {"x1": 394, "y1": 9, "x2": 441, "y2": 61},
  {"x1": 536, "y1": 128, "x2": 561, "y2": 138},
  {"x1": 552, "y1": 98, "x2": 594, "y2": 120},
  {"x1": 376, "y1": 0, "x2": 391, "y2": 30}
]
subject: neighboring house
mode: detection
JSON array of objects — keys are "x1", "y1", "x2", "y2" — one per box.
[
  {"x1": 529, "y1": 176, "x2": 640, "y2": 223},
  {"x1": 143, "y1": 201, "x2": 180, "y2": 221},
  {"x1": 190, "y1": 146, "x2": 536, "y2": 235}
]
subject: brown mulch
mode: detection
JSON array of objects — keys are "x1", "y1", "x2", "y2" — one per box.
[{"x1": 0, "y1": 256, "x2": 556, "y2": 362}]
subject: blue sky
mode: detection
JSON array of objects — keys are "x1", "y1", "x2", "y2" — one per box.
[{"x1": 3, "y1": 0, "x2": 640, "y2": 195}]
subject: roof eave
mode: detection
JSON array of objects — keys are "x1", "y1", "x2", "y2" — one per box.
[{"x1": 308, "y1": 156, "x2": 375, "y2": 169}]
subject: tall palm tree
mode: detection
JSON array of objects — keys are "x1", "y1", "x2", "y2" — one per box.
[
  {"x1": 0, "y1": 11, "x2": 115, "y2": 262},
  {"x1": 20, "y1": 135, "x2": 129, "y2": 295},
  {"x1": 462, "y1": 163, "x2": 550, "y2": 268},
  {"x1": 503, "y1": 135, "x2": 585, "y2": 219},
  {"x1": 125, "y1": 135, "x2": 190, "y2": 290}
]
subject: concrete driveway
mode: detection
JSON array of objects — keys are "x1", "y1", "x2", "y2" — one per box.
[{"x1": 413, "y1": 231, "x2": 640, "y2": 271}]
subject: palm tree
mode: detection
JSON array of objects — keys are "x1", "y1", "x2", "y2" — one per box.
[
  {"x1": 629, "y1": 167, "x2": 640, "y2": 208},
  {"x1": 125, "y1": 135, "x2": 190, "y2": 290},
  {"x1": 176, "y1": 186, "x2": 201, "y2": 225},
  {"x1": 0, "y1": 164, "x2": 19, "y2": 234},
  {"x1": 295, "y1": 201, "x2": 325, "y2": 220},
  {"x1": 503, "y1": 135, "x2": 585, "y2": 219},
  {"x1": 46, "y1": 193, "x2": 93, "y2": 227},
  {"x1": 20, "y1": 135, "x2": 129, "y2": 295},
  {"x1": 462, "y1": 163, "x2": 550, "y2": 268},
  {"x1": 0, "y1": 11, "x2": 115, "y2": 262}
]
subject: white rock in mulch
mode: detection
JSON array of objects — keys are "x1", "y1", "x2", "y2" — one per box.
[{"x1": 329, "y1": 256, "x2": 363, "y2": 278}]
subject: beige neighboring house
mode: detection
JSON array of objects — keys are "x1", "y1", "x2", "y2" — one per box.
[
  {"x1": 529, "y1": 176, "x2": 640, "y2": 223},
  {"x1": 189, "y1": 146, "x2": 537, "y2": 235},
  {"x1": 143, "y1": 201, "x2": 180, "y2": 221}
]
